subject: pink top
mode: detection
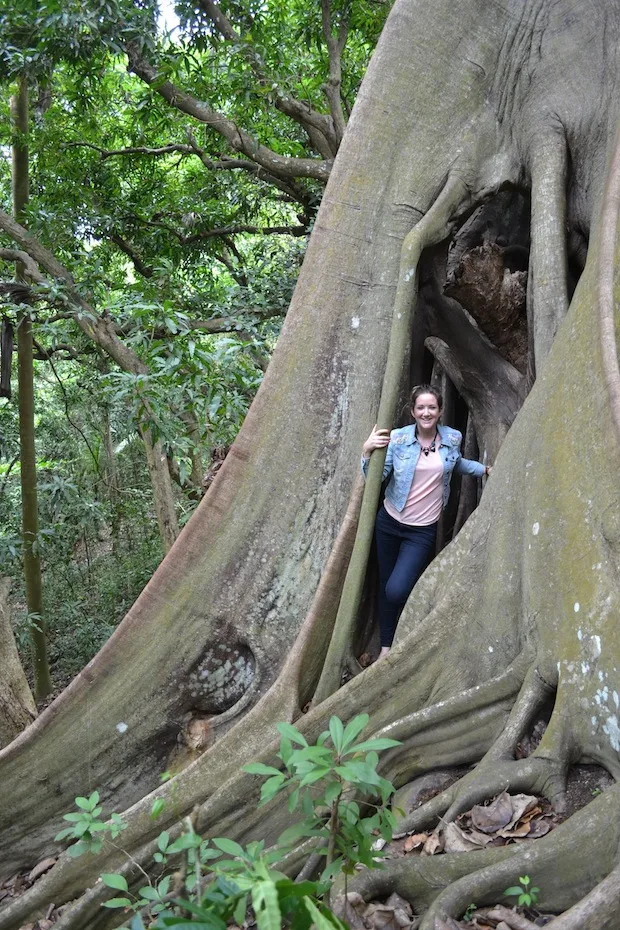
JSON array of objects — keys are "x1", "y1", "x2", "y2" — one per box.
[{"x1": 384, "y1": 448, "x2": 443, "y2": 526}]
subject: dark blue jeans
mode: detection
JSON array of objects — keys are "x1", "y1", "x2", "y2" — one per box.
[{"x1": 375, "y1": 506, "x2": 438, "y2": 647}]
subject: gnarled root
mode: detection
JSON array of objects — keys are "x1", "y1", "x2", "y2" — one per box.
[
  {"x1": 544, "y1": 861, "x2": 620, "y2": 930},
  {"x1": 395, "y1": 664, "x2": 560, "y2": 834},
  {"x1": 417, "y1": 783, "x2": 620, "y2": 929}
]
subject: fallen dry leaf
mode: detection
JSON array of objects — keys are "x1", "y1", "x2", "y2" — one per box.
[
  {"x1": 525, "y1": 816, "x2": 551, "y2": 838},
  {"x1": 443, "y1": 821, "x2": 495, "y2": 852},
  {"x1": 422, "y1": 831, "x2": 443, "y2": 855},
  {"x1": 497, "y1": 821, "x2": 531, "y2": 839},
  {"x1": 404, "y1": 833, "x2": 428, "y2": 852},
  {"x1": 471, "y1": 790, "x2": 513, "y2": 833},
  {"x1": 503, "y1": 794, "x2": 538, "y2": 830}
]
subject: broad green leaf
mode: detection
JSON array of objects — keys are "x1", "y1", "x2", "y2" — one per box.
[
  {"x1": 328, "y1": 716, "x2": 344, "y2": 753},
  {"x1": 252, "y1": 879, "x2": 282, "y2": 930},
  {"x1": 138, "y1": 885, "x2": 160, "y2": 901},
  {"x1": 324, "y1": 781, "x2": 341, "y2": 805},
  {"x1": 102, "y1": 897, "x2": 133, "y2": 908},
  {"x1": 101, "y1": 873, "x2": 129, "y2": 892},
  {"x1": 243, "y1": 762, "x2": 283, "y2": 777},
  {"x1": 504, "y1": 886, "x2": 524, "y2": 896},
  {"x1": 233, "y1": 893, "x2": 248, "y2": 925},
  {"x1": 341, "y1": 713, "x2": 369, "y2": 749},
  {"x1": 212, "y1": 836, "x2": 246, "y2": 857},
  {"x1": 344, "y1": 738, "x2": 401, "y2": 755},
  {"x1": 260, "y1": 774, "x2": 286, "y2": 803},
  {"x1": 276, "y1": 722, "x2": 308, "y2": 747},
  {"x1": 157, "y1": 830, "x2": 170, "y2": 852}
]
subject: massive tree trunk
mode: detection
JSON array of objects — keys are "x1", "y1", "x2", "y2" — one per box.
[
  {"x1": 0, "y1": 578, "x2": 37, "y2": 748},
  {"x1": 1, "y1": 0, "x2": 620, "y2": 926}
]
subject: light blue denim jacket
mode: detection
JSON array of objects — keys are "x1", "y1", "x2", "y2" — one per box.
[{"x1": 361, "y1": 423, "x2": 486, "y2": 513}]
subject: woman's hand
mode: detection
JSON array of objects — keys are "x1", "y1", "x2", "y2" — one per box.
[{"x1": 362, "y1": 425, "x2": 390, "y2": 457}]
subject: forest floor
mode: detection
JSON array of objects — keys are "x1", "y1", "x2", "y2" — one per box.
[{"x1": 1, "y1": 759, "x2": 613, "y2": 930}]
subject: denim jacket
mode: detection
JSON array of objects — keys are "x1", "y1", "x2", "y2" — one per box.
[{"x1": 361, "y1": 423, "x2": 485, "y2": 513}]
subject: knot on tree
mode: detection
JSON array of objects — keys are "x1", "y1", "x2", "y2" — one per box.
[{"x1": 186, "y1": 638, "x2": 256, "y2": 714}]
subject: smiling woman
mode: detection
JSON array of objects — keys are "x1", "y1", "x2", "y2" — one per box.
[{"x1": 361, "y1": 384, "x2": 490, "y2": 655}]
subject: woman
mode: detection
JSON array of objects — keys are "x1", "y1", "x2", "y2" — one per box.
[{"x1": 362, "y1": 384, "x2": 491, "y2": 657}]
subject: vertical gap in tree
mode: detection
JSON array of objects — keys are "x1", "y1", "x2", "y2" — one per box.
[{"x1": 12, "y1": 75, "x2": 52, "y2": 700}]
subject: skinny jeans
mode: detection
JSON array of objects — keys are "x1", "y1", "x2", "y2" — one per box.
[{"x1": 375, "y1": 505, "x2": 438, "y2": 647}]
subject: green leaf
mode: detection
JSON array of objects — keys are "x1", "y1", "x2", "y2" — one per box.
[
  {"x1": 276, "y1": 722, "x2": 308, "y2": 747},
  {"x1": 504, "y1": 886, "x2": 524, "y2": 897},
  {"x1": 260, "y1": 774, "x2": 286, "y2": 803},
  {"x1": 102, "y1": 897, "x2": 133, "y2": 908},
  {"x1": 328, "y1": 716, "x2": 344, "y2": 753},
  {"x1": 151, "y1": 798, "x2": 166, "y2": 819},
  {"x1": 252, "y1": 879, "x2": 282, "y2": 930},
  {"x1": 138, "y1": 885, "x2": 160, "y2": 901},
  {"x1": 299, "y1": 767, "x2": 332, "y2": 787},
  {"x1": 277, "y1": 821, "x2": 322, "y2": 846},
  {"x1": 157, "y1": 831, "x2": 170, "y2": 852},
  {"x1": 344, "y1": 738, "x2": 401, "y2": 754},
  {"x1": 243, "y1": 762, "x2": 283, "y2": 777},
  {"x1": 341, "y1": 714, "x2": 369, "y2": 750},
  {"x1": 303, "y1": 897, "x2": 338, "y2": 930},
  {"x1": 212, "y1": 837, "x2": 246, "y2": 857},
  {"x1": 101, "y1": 874, "x2": 129, "y2": 892},
  {"x1": 233, "y1": 893, "x2": 248, "y2": 925}
]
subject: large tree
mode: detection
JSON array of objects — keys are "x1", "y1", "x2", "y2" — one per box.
[{"x1": 1, "y1": 0, "x2": 620, "y2": 927}]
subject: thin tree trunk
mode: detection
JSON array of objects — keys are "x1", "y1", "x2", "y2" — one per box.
[
  {"x1": 12, "y1": 77, "x2": 52, "y2": 700},
  {"x1": 139, "y1": 424, "x2": 179, "y2": 553}
]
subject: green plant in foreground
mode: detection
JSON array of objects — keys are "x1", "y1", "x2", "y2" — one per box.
[
  {"x1": 58, "y1": 715, "x2": 399, "y2": 930},
  {"x1": 54, "y1": 791, "x2": 126, "y2": 857},
  {"x1": 504, "y1": 874, "x2": 540, "y2": 907},
  {"x1": 244, "y1": 713, "x2": 401, "y2": 885},
  {"x1": 462, "y1": 902, "x2": 477, "y2": 921}
]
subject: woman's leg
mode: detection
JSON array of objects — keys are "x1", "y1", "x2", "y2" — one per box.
[
  {"x1": 381, "y1": 522, "x2": 437, "y2": 646},
  {"x1": 375, "y1": 507, "x2": 405, "y2": 649}
]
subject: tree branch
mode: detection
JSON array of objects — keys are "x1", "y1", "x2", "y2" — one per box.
[
  {"x1": 64, "y1": 135, "x2": 317, "y2": 209},
  {"x1": 195, "y1": 0, "x2": 339, "y2": 157},
  {"x1": 109, "y1": 234, "x2": 154, "y2": 278},
  {"x1": 320, "y1": 0, "x2": 349, "y2": 145},
  {"x1": 126, "y1": 214, "x2": 308, "y2": 244},
  {"x1": 125, "y1": 45, "x2": 332, "y2": 184}
]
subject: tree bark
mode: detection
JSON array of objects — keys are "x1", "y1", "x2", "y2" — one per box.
[{"x1": 0, "y1": 578, "x2": 36, "y2": 748}]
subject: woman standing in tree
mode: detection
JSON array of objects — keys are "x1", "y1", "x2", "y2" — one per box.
[{"x1": 362, "y1": 385, "x2": 491, "y2": 657}]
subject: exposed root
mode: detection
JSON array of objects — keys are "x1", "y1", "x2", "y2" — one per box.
[
  {"x1": 528, "y1": 131, "x2": 568, "y2": 370},
  {"x1": 395, "y1": 664, "x2": 554, "y2": 834},
  {"x1": 544, "y1": 861, "x2": 620, "y2": 930},
  {"x1": 344, "y1": 846, "x2": 516, "y2": 914},
  {"x1": 417, "y1": 783, "x2": 620, "y2": 929},
  {"x1": 597, "y1": 121, "x2": 620, "y2": 439}
]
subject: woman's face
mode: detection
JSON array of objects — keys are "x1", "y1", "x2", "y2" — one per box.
[{"x1": 412, "y1": 393, "x2": 441, "y2": 431}]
